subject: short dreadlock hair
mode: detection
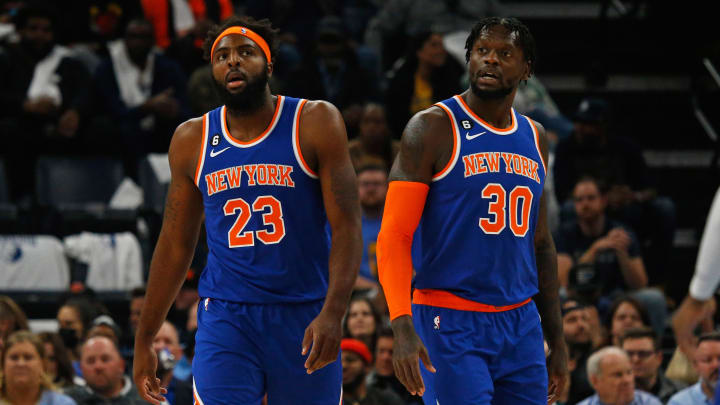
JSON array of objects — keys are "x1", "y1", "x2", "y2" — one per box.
[
  {"x1": 464, "y1": 17, "x2": 537, "y2": 76},
  {"x1": 202, "y1": 15, "x2": 279, "y2": 63}
]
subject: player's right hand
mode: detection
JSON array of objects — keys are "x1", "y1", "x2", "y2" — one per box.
[
  {"x1": 133, "y1": 341, "x2": 167, "y2": 405},
  {"x1": 390, "y1": 315, "x2": 436, "y2": 397}
]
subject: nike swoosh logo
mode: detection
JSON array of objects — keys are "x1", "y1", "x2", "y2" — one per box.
[
  {"x1": 465, "y1": 131, "x2": 487, "y2": 140},
  {"x1": 210, "y1": 147, "x2": 230, "y2": 157}
]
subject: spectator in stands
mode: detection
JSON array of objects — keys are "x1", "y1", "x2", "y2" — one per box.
[
  {"x1": 187, "y1": 64, "x2": 222, "y2": 115},
  {"x1": 56, "y1": 297, "x2": 99, "y2": 373},
  {"x1": 513, "y1": 76, "x2": 573, "y2": 144},
  {"x1": 343, "y1": 297, "x2": 382, "y2": 355},
  {"x1": 366, "y1": 328, "x2": 422, "y2": 405},
  {"x1": 65, "y1": 336, "x2": 146, "y2": 405},
  {"x1": 0, "y1": 2, "x2": 91, "y2": 202},
  {"x1": 553, "y1": 97, "x2": 676, "y2": 286},
  {"x1": 340, "y1": 338, "x2": 403, "y2": 405},
  {"x1": 0, "y1": 331, "x2": 76, "y2": 405},
  {"x1": 285, "y1": 15, "x2": 381, "y2": 135},
  {"x1": 353, "y1": 160, "x2": 389, "y2": 291},
  {"x1": 620, "y1": 327, "x2": 686, "y2": 402},
  {"x1": 348, "y1": 104, "x2": 399, "y2": 170},
  {"x1": 128, "y1": 288, "x2": 145, "y2": 345},
  {"x1": 579, "y1": 346, "x2": 662, "y2": 405},
  {"x1": 667, "y1": 332, "x2": 720, "y2": 405},
  {"x1": 38, "y1": 332, "x2": 76, "y2": 388},
  {"x1": 562, "y1": 298, "x2": 596, "y2": 405},
  {"x1": 556, "y1": 177, "x2": 667, "y2": 338},
  {"x1": 0, "y1": 295, "x2": 29, "y2": 351},
  {"x1": 607, "y1": 296, "x2": 652, "y2": 348},
  {"x1": 364, "y1": 0, "x2": 503, "y2": 71},
  {"x1": 151, "y1": 321, "x2": 192, "y2": 404},
  {"x1": 384, "y1": 31, "x2": 463, "y2": 138},
  {"x1": 92, "y1": 18, "x2": 189, "y2": 175},
  {"x1": 86, "y1": 315, "x2": 122, "y2": 346},
  {"x1": 140, "y1": 0, "x2": 233, "y2": 49}
]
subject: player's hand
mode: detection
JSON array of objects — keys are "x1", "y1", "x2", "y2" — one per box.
[
  {"x1": 133, "y1": 340, "x2": 167, "y2": 405},
  {"x1": 390, "y1": 315, "x2": 435, "y2": 397},
  {"x1": 673, "y1": 296, "x2": 715, "y2": 359},
  {"x1": 302, "y1": 309, "x2": 342, "y2": 374},
  {"x1": 546, "y1": 340, "x2": 569, "y2": 405}
]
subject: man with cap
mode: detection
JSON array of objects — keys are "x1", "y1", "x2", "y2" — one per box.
[
  {"x1": 553, "y1": 97, "x2": 675, "y2": 287},
  {"x1": 341, "y1": 338, "x2": 404, "y2": 405},
  {"x1": 562, "y1": 298, "x2": 597, "y2": 404}
]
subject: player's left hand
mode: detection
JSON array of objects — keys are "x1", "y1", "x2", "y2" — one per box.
[
  {"x1": 302, "y1": 309, "x2": 342, "y2": 374},
  {"x1": 546, "y1": 340, "x2": 569, "y2": 405}
]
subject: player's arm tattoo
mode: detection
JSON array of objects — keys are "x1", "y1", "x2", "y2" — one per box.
[{"x1": 389, "y1": 108, "x2": 450, "y2": 184}]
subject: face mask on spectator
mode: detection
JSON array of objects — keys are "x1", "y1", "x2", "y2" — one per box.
[{"x1": 58, "y1": 328, "x2": 78, "y2": 349}]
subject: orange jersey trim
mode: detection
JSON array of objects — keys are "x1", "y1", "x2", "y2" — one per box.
[
  {"x1": 194, "y1": 114, "x2": 209, "y2": 186},
  {"x1": 222, "y1": 96, "x2": 282, "y2": 146},
  {"x1": 293, "y1": 99, "x2": 318, "y2": 177},
  {"x1": 456, "y1": 95, "x2": 516, "y2": 132},
  {"x1": 526, "y1": 118, "x2": 547, "y2": 174},
  {"x1": 432, "y1": 103, "x2": 459, "y2": 180},
  {"x1": 412, "y1": 289, "x2": 531, "y2": 312}
]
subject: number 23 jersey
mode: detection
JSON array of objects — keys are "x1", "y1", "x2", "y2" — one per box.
[
  {"x1": 415, "y1": 95, "x2": 547, "y2": 306},
  {"x1": 195, "y1": 96, "x2": 330, "y2": 304}
]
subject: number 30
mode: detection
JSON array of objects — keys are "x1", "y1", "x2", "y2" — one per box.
[{"x1": 479, "y1": 183, "x2": 533, "y2": 237}]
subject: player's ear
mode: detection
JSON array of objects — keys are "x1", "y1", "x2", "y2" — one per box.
[{"x1": 266, "y1": 61, "x2": 273, "y2": 78}]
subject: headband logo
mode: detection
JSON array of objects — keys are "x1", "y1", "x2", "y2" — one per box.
[{"x1": 241, "y1": 28, "x2": 247, "y2": 34}]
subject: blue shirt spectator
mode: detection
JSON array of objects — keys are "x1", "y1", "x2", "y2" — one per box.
[{"x1": 669, "y1": 382, "x2": 711, "y2": 405}]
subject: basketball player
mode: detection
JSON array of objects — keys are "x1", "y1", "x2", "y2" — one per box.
[
  {"x1": 133, "y1": 16, "x2": 362, "y2": 405},
  {"x1": 377, "y1": 17, "x2": 567, "y2": 404}
]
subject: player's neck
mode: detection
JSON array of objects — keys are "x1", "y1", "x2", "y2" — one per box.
[
  {"x1": 463, "y1": 90, "x2": 515, "y2": 129},
  {"x1": 225, "y1": 91, "x2": 276, "y2": 142}
]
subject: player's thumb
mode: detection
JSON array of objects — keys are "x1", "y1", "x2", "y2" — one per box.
[
  {"x1": 419, "y1": 346, "x2": 436, "y2": 373},
  {"x1": 301, "y1": 327, "x2": 313, "y2": 355}
]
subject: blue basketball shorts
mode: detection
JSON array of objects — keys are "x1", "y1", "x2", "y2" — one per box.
[
  {"x1": 413, "y1": 299, "x2": 548, "y2": 405},
  {"x1": 192, "y1": 298, "x2": 342, "y2": 405}
]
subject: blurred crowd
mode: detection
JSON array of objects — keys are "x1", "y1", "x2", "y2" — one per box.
[{"x1": 0, "y1": 1, "x2": 715, "y2": 405}]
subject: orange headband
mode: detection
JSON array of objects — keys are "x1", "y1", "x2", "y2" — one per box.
[{"x1": 210, "y1": 26, "x2": 271, "y2": 63}]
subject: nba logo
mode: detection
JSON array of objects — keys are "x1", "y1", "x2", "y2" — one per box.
[
  {"x1": 433, "y1": 315, "x2": 440, "y2": 330},
  {"x1": 241, "y1": 28, "x2": 247, "y2": 34},
  {"x1": 204, "y1": 297, "x2": 210, "y2": 311}
]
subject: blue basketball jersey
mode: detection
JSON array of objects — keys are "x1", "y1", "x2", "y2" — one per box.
[
  {"x1": 415, "y1": 95, "x2": 547, "y2": 306},
  {"x1": 195, "y1": 96, "x2": 330, "y2": 303}
]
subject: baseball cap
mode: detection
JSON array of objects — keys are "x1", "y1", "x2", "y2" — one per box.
[
  {"x1": 340, "y1": 338, "x2": 372, "y2": 364},
  {"x1": 574, "y1": 97, "x2": 610, "y2": 123},
  {"x1": 91, "y1": 315, "x2": 122, "y2": 337}
]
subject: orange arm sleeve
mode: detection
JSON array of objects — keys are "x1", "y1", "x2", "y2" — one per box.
[{"x1": 377, "y1": 181, "x2": 429, "y2": 320}]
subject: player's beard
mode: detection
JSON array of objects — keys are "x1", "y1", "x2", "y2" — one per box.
[
  {"x1": 215, "y1": 68, "x2": 269, "y2": 113},
  {"x1": 470, "y1": 76, "x2": 515, "y2": 100}
]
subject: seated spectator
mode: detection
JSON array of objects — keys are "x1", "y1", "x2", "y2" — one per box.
[
  {"x1": 56, "y1": 297, "x2": 99, "y2": 370},
  {"x1": 668, "y1": 332, "x2": 720, "y2": 405},
  {"x1": 284, "y1": 16, "x2": 381, "y2": 136},
  {"x1": 553, "y1": 98, "x2": 676, "y2": 286},
  {"x1": 355, "y1": 160, "x2": 389, "y2": 291},
  {"x1": 562, "y1": 298, "x2": 596, "y2": 405},
  {"x1": 0, "y1": 2, "x2": 90, "y2": 201},
  {"x1": 556, "y1": 177, "x2": 667, "y2": 338},
  {"x1": 348, "y1": 104, "x2": 399, "y2": 170},
  {"x1": 38, "y1": 332, "x2": 76, "y2": 388},
  {"x1": 0, "y1": 295, "x2": 29, "y2": 351},
  {"x1": 0, "y1": 331, "x2": 76, "y2": 405},
  {"x1": 513, "y1": 76, "x2": 573, "y2": 144},
  {"x1": 385, "y1": 31, "x2": 463, "y2": 138},
  {"x1": 86, "y1": 315, "x2": 122, "y2": 346},
  {"x1": 607, "y1": 296, "x2": 651, "y2": 348},
  {"x1": 140, "y1": 0, "x2": 233, "y2": 49},
  {"x1": 187, "y1": 65, "x2": 222, "y2": 116},
  {"x1": 120, "y1": 287, "x2": 146, "y2": 365},
  {"x1": 92, "y1": 18, "x2": 189, "y2": 175},
  {"x1": 151, "y1": 321, "x2": 192, "y2": 404},
  {"x1": 619, "y1": 327, "x2": 686, "y2": 402},
  {"x1": 65, "y1": 336, "x2": 146, "y2": 405},
  {"x1": 340, "y1": 338, "x2": 403, "y2": 405},
  {"x1": 343, "y1": 297, "x2": 382, "y2": 355},
  {"x1": 578, "y1": 346, "x2": 662, "y2": 405},
  {"x1": 366, "y1": 328, "x2": 422, "y2": 405},
  {"x1": 152, "y1": 321, "x2": 193, "y2": 384}
]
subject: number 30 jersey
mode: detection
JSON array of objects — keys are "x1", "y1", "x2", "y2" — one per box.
[
  {"x1": 415, "y1": 95, "x2": 547, "y2": 306},
  {"x1": 194, "y1": 96, "x2": 330, "y2": 304}
]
